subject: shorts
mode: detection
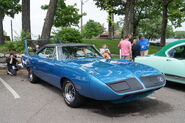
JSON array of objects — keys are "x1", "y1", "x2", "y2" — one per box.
[
  {"x1": 121, "y1": 56, "x2": 131, "y2": 60},
  {"x1": 140, "y1": 50, "x2": 148, "y2": 56}
]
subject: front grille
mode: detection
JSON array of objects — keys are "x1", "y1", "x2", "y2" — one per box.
[
  {"x1": 140, "y1": 75, "x2": 166, "y2": 88},
  {"x1": 108, "y1": 78, "x2": 143, "y2": 93}
]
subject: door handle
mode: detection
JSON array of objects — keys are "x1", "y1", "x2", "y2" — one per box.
[{"x1": 166, "y1": 59, "x2": 172, "y2": 61}]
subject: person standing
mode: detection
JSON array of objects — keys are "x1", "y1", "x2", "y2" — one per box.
[
  {"x1": 138, "y1": 35, "x2": 149, "y2": 56},
  {"x1": 128, "y1": 34, "x2": 133, "y2": 44},
  {"x1": 118, "y1": 36, "x2": 132, "y2": 60},
  {"x1": 132, "y1": 39, "x2": 141, "y2": 61}
]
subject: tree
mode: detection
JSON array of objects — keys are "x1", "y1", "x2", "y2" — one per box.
[
  {"x1": 0, "y1": 0, "x2": 21, "y2": 44},
  {"x1": 54, "y1": 27, "x2": 82, "y2": 43},
  {"x1": 83, "y1": 20, "x2": 105, "y2": 39},
  {"x1": 160, "y1": 0, "x2": 185, "y2": 46},
  {"x1": 137, "y1": 17, "x2": 174, "y2": 40},
  {"x1": 41, "y1": 0, "x2": 58, "y2": 39},
  {"x1": 22, "y1": 0, "x2": 31, "y2": 39},
  {"x1": 123, "y1": 0, "x2": 135, "y2": 37},
  {"x1": 41, "y1": 0, "x2": 84, "y2": 28},
  {"x1": 160, "y1": 0, "x2": 172, "y2": 46},
  {"x1": 94, "y1": 0, "x2": 125, "y2": 39}
]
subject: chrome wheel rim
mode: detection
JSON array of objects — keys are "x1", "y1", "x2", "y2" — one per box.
[
  {"x1": 64, "y1": 82, "x2": 75, "y2": 104},
  {"x1": 29, "y1": 72, "x2": 33, "y2": 81}
]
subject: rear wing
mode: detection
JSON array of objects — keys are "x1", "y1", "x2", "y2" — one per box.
[{"x1": 24, "y1": 39, "x2": 61, "y2": 56}]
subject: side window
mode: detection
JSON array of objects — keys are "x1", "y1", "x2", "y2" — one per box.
[
  {"x1": 168, "y1": 45, "x2": 185, "y2": 59},
  {"x1": 38, "y1": 47, "x2": 56, "y2": 59}
]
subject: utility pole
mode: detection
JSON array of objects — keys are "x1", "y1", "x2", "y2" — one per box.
[
  {"x1": 80, "y1": 0, "x2": 88, "y2": 34},
  {"x1": 81, "y1": 0, "x2": 83, "y2": 34},
  {"x1": 10, "y1": 20, "x2": 13, "y2": 42}
]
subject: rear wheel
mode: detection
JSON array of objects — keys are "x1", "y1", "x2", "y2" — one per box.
[
  {"x1": 28, "y1": 69, "x2": 39, "y2": 83},
  {"x1": 63, "y1": 79, "x2": 84, "y2": 108}
]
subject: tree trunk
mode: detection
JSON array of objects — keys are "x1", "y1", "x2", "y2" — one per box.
[
  {"x1": 123, "y1": 0, "x2": 135, "y2": 37},
  {"x1": 108, "y1": 12, "x2": 114, "y2": 40},
  {"x1": 22, "y1": 0, "x2": 31, "y2": 39},
  {"x1": 0, "y1": 14, "x2": 4, "y2": 44},
  {"x1": 160, "y1": 0, "x2": 169, "y2": 47},
  {"x1": 133, "y1": 19, "x2": 139, "y2": 37},
  {"x1": 41, "y1": 0, "x2": 58, "y2": 39}
]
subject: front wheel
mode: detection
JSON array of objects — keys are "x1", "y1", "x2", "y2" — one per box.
[
  {"x1": 28, "y1": 69, "x2": 39, "y2": 83},
  {"x1": 63, "y1": 80, "x2": 84, "y2": 108}
]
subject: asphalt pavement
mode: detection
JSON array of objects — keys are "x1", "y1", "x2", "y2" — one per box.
[{"x1": 0, "y1": 72, "x2": 185, "y2": 123}]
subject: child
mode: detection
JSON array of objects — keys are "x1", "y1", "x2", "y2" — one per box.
[
  {"x1": 103, "y1": 49, "x2": 111, "y2": 59},
  {"x1": 100, "y1": 44, "x2": 111, "y2": 55}
]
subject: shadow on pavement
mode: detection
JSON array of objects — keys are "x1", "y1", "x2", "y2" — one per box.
[
  {"x1": 165, "y1": 81, "x2": 185, "y2": 92},
  {"x1": 81, "y1": 98, "x2": 173, "y2": 117}
]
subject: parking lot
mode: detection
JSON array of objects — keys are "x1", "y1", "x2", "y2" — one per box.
[{"x1": 0, "y1": 71, "x2": 185, "y2": 123}]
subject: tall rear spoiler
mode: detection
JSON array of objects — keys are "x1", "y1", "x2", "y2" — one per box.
[{"x1": 24, "y1": 39, "x2": 62, "y2": 56}]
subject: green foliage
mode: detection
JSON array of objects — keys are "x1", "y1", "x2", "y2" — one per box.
[
  {"x1": 54, "y1": 27, "x2": 82, "y2": 43},
  {"x1": 4, "y1": 41, "x2": 24, "y2": 53},
  {"x1": 137, "y1": 17, "x2": 174, "y2": 39},
  {"x1": 94, "y1": 0, "x2": 125, "y2": 15},
  {"x1": 0, "y1": 31, "x2": 30, "y2": 53},
  {"x1": 0, "y1": 0, "x2": 21, "y2": 17},
  {"x1": 174, "y1": 31, "x2": 185, "y2": 38},
  {"x1": 83, "y1": 20, "x2": 105, "y2": 39},
  {"x1": 41, "y1": 0, "x2": 84, "y2": 28},
  {"x1": 168, "y1": 0, "x2": 185, "y2": 28}
]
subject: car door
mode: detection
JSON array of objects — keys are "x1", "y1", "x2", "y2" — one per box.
[
  {"x1": 36, "y1": 46, "x2": 59, "y2": 86},
  {"x1": 163, "y1": 45, "x2": 185, "y2": 77}
]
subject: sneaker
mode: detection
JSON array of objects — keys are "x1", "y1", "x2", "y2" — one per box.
[{"x1": 7, "y1": 71, "x2": 13, "y2": 76}]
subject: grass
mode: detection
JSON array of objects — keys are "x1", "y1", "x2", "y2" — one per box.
[
  {"x1": 0, "y1": 39, "x2": 163, "y2": 56},
  {"x1": 82, "y1": 39, "x2": 120, "y2": 54},
  {"x1": 82, "y1": 39, "x2": 163, "y2": 55}
]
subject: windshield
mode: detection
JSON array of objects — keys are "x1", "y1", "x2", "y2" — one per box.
[{"x1": 61, "y1": 46, "x2": 102, "y2": 59}]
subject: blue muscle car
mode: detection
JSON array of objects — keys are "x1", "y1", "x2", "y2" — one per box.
[{"x1": 22, "y1": 40, "x2": 166, "y2": 107}]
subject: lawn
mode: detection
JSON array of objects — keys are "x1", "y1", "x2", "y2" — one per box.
[
  {"x1": 82, "y1": 39, "x2": 120, "y2": 54},
  {"x1": 0, "y1": 39, "x2": 163, "y2": 58},
  {"x1": 82, "y1": 39, "x2": 162, "y2": 55}
]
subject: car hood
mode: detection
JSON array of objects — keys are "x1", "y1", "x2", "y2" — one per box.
[{"x1": 64, "y1": 58, "x2": 161, "y2": 83}]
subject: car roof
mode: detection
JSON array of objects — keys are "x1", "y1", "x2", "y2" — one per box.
[
  {"x1": 156, "y1": 40, "x2": 185, "y2": 56},
  {"x1": 44, "y1": 43, "x2": 93, "y2": 47}
]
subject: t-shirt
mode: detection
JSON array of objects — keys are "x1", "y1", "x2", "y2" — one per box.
[
  {"x1": 99, "y1": 48, "x2": 110, "y2": 54},
  {"x1": 132, "y1": 43, "x2": 141, "y2": 57},
  {"x1": 138, "y1": 39, "x2": 149, "y2": 51},
  {"x1": 6, "y1": 58, "x2": 17, "y2": 66},
  {"x1": 118, "y1": 39, "x2": 132, "y2": 56}
]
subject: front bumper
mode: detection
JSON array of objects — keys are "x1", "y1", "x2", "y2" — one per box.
[{"x1": 89, "y1": 75, "x2": 166, "y2": 101}]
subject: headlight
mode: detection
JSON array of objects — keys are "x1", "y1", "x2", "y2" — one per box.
[
  {"x1": 140, "y1": 74, "x2": 166, "y2": 88},
  {"x1": 107, "y1": 78, "x2": 143, "y2": 93},
  {"x1": 108, "y1": 81, "x2": 130, "y2": 92}
]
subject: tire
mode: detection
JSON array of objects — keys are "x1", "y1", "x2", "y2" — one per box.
[
  {"x1": 63, "y1": 79, "x2": 84, "y2": 108},
  {"x1": 28, "y1": 69, "x2": 39, "y2": 83}
]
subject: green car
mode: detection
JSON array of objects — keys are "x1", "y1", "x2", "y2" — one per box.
[{"x1": 135, "y1": 40, "x2": 185, "y2": 84}]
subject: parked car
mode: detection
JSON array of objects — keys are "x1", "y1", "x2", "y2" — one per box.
[
  {"x1": 136, "y1": 40, "x2": 185, "y2": 84},
  {"x1": 22, "y1": 40, "x2": 166, "y2": 107}
]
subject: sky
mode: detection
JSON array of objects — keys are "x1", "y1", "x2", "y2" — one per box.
[{"x1": 3, "y1": 0, "x2": 185, "y2": 40}]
